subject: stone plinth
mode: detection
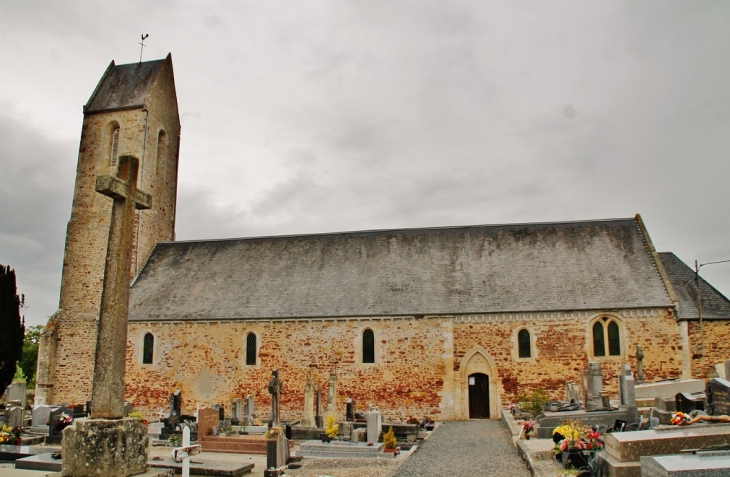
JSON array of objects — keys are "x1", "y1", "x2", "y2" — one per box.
[
  {"x1": 62, "y1": 418, "x2": 149, "y2": 477},
  {"x1": 634, "y1": 380, "x2": 705, "y2": 400},
  {"x1": 535, "y1": 409, "x2": 628, "y2": 439},
  {"x1": 148, "y1": 457, "x2": 254, "y2": 476},
  {"x1": 266, "y1": 430, "x2": 289, "y2": 470},
  {"x1": 640, "y1": 451, "x2": 730, "y2": 476},
  {"x1": 604, "y1": 424, "x2": 730, "y2": 463},
  {"x1": 294, "y1": 440, "x2": 387, "y2": 459},
  {"x1": 366, "y1": 411, "x2": 381, "y2": 443},
  {"x1": 597, "y1": 424, "x2": 730, "y2": 477}
]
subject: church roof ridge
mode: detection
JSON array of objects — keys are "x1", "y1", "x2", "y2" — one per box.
[{"x1": 164, "y1": 216, "x2": 639, "y2": 245}]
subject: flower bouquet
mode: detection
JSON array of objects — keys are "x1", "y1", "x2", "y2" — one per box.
[
  {"x1": 523, "y1": 419, "x2": 537, "y2": 439},
  {"x1": 670, "y1": 412, "x2": 689, "y2": 425}
]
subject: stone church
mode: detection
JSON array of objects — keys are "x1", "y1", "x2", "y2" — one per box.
[{"x1": 36, "y1": 56, "x2": 730, "y2": 422}]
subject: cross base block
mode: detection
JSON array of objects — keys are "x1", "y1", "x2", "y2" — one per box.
[{"x1": 62, "y1": 418, "x2": 150, "y2": 477}]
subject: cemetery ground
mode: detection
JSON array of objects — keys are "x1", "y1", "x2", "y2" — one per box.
[{"x1": 0, "y1": 419, "x2": 548, "y2": 477}]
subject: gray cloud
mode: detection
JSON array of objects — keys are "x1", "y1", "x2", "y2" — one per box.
[{"x1": 2, "y1": 0, "x2": 729, "y2": 327}]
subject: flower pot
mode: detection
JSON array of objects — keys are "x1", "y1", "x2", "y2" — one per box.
[
  {"x1": 561, "y1": 449, "x2": 588, "y2": 470},
  {"x1": 384, "y1": 448, "x2": 398, "y2": 454},
  {"x1": 319, "y1": 433, "x2": 331, "y2": 443}
]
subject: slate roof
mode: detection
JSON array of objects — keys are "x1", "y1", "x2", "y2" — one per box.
[
  {"x1": 130, "y1": 217, "x2": 674, "y2": 321},
  {"x1": 658, "y1": 252, "x2": 730, "y2": 320},
  {"x1": 84, "y1": 56, "x2": 168, "y2": 113}
]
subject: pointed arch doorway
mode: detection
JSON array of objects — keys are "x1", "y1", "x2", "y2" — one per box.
[
  {"x1": 468, "y1": 373, "x2": 490, "y2": 419},
  {"x1": 456, "y1": 347, "x2": 501, "y2": 420}
]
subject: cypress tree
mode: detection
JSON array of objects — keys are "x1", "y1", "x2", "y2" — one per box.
[{"x1": 0, "y1": 264, "x2": 25, "y2": 392}]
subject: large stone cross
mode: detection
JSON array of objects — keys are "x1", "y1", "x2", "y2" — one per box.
[{"x1": 91, "y1": 155, "x2": 151, "y2": 419}]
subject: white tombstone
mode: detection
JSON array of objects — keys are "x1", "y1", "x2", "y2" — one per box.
[
  {"x1": 366, "y1": 409, "x2": 382, "y2": 444},
  {"x1": 302, "y1": 372, "x2": 315, "y2": 427},
  {"x1": 31, "y1": 405, "x2": 58, "y2": 427},
  {"x1": 231, "y1": 398, "x2": 243, "y2": 422},
  {"x1": 6, "y1": 382, "x2": 26, "y2": 405}
]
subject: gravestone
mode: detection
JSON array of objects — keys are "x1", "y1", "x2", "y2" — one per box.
[
  {"x1": 268, "y1": 369, "x2": 283, "y2": 428},
  {"x1": 636, "y1": 344, "x2": 645, "y2": 384},
  {"x1": 586, "y1": 362, "x2": 604, "y2": 411},
  {"x1": 266, "y1": 428, "x2": 289, "y2": 473},
  {"x1": 72, "y1": 403, "x2": 87, "y2": 418},
  {"x1": 725, "y1": 359, "x2": 730, "y2": 382},
  {"x1": 641, "y1": 451, "x2": 730, "y2": 477},
  {"x1": 302, "y1": 371, "x2": 315, "y2": 427},
  {"x1": 6, "y1": 382, "x2": 27, "y2": 405},
  {"x1": 32, "y1": 405, "x2": 58, "y2": 427},
  {"x1": 705, "y1": 378, "x2": 730, "y2": 416},
  {"x1": 211, "y1": 403, "x2": 224, "y2": 421},
  {"x1": 346, "y1": 398, "x2": 357, "y2": 421},
  {"x1": 47, "y1": 406, "x2": 73, "y2": 445},
  {"x1": 62, "y1": 155, "x2": 152, "y2": 477},
  {"x1": 566, "y1": 381, "x2": 581, "y2": 404},
  {"x1": 8, "y1": 406, "x2": 23, "y2": 427},
  {"x1": 618, "y1": 364, "x2": 633, "y2": 405},
  {"x1": 366, "y1": 408, "x2": 382, "y2": 443},
  {"x1": 243, "y1": 394, "x2": 256, "y2": 416},
  {"x1": 315, "y1": 385, "x2": 323, "y2": 427},
  {"x1": 169, "y1": 390, "x2": 182, "y2": 425},
  {"x1": 623, "y1": 374, "x2": 639, "y2": 424},
  {"x1": 676, "y1": 392, "x2": 705, "y2": 413},
  {"x1": 324, "y1": 370, "x2": 338, "y2": 422},
  {"x1": 231, "y1": 398, "x2": 243, "y2": 424},
  {"x1": 197, "y1": 408, "x2": 220, "y2": 438}
]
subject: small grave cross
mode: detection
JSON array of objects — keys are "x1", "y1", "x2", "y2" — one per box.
[{"x1": 91, "y1": 155, "x2": 151, "y2": 418}]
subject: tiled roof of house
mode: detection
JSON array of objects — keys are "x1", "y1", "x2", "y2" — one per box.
[
  {"x1": 658, "y1": 252, "x2": 730, "y2": 320},
  {"x1": 130, "y1": 217, "x2": 674, "y2": 321}
]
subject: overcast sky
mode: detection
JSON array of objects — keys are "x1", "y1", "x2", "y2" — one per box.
[{"x1": 2, "y1": 1, "x2": 729, "y2": 328}]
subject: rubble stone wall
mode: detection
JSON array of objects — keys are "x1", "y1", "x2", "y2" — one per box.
[
  {"x1": 38, "y1": 66, "x2": 180, "y2": 406},
  {"x1": 125, "y1": 307, "x2": 687, "y2": 421},
  {"x1": 687, "y1": 320, "x2": 730, "y2": 378}
]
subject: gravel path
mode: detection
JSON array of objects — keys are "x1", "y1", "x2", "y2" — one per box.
[{"x1": 394, "y1": 421, "x2": 532, "y2": 477}]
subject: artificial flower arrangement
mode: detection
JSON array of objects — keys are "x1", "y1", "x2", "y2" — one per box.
[
  {"x1": 584, "y1": 430, "x2": 603, "y2": 451},
  {"x1": 325, "y1": 415, "x2": 339, "y2": 439},
  {"x1": 47, "y1": 412, "x2": 73, "y2": 426},
  {"x1": 553, "y1": 420, "x2": 587, "y2": 451},
  {"x1": 0, "y1": 425, "x2": 24, "y2": 444},
  {"x1": 523, "y1": 419, "x2": 537, "y2": 435},
  {"x1": 0, "y1": 424, "x2": 13, "y2": 444},
  {"x1": 670, "y1": 412, "x2": 689, "y2": 425},
  {"x1": 552, "y1": 420, "x2": 604, "y2": 453}
]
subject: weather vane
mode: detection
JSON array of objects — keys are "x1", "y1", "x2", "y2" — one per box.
[{"x1": 139, "y1": 34, "x2": 149, "y2": 62}]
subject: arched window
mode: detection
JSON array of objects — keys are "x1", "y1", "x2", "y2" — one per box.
[
  {"x1": 143, "y1": 333, "x2": 154, "y2": 364},
  {"x1": 608, "y1": 321, "x2": 621, "y2": 356},
  {"x1": 518, "y1": 329, "x2": 531, "y2": 358},
  {"x1": 592, "y1": 317, "x2": 621, "y2": 357},
  {"x1": 110, "y1": 127, "x2": 120, "y2": 167},
  {"x1": 362, "y1": 329, "x2": 375, "y2": 364},
  {"x1": 245, "y1": 332, "x2": 257, "y2": 366},
  {"x1": 155, "y1": 130, "x2": 167, "y2": 179},
  {"x1": 102, "y1": 122, "x2": 120, "y2": 168}
]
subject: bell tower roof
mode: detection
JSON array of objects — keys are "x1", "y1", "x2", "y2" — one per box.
[{"x1": 84, "y1": 54, "x2": 173, "y2": 114}]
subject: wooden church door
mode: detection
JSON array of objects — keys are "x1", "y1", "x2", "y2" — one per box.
[{"x1": 468, "y1": 373, "x2": 490, "y2": 419}]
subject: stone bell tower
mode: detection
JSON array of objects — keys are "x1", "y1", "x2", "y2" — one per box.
[{"x1": 35, "y1": 54, "x2": 181, "y2": 405}]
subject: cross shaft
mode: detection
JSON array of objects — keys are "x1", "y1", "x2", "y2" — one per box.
[{"x1": 91, "y1": 155, "x2": 150, "y2": 418}]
